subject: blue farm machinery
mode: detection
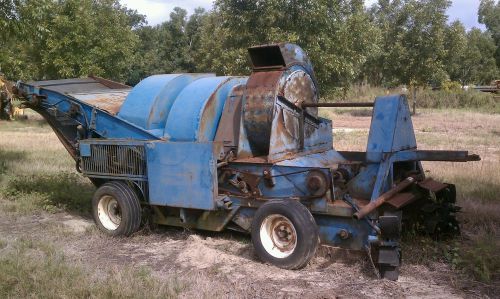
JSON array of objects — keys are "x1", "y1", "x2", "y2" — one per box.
[{"x1": 16, "y1": 44, "x2": 479, "y2": 280}]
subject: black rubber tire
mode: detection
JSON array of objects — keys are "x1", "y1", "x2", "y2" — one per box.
[
  {"x1": 251, "y1": 199, "x2": 319, "y2": 270},
  {"x1": 92, "y1": 181, "x2": 142, "y2": 237}
]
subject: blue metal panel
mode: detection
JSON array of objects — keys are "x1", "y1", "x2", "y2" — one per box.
[
  {"x1": 346, "y1": 164, "x2": 379, "y2": 200},
  {"x1": 164, "y1": 77, "x2": 247, "y2": 141},
  {"x1": 145, "y1": 141, "x2": 221, "y2": 210},
  {"x1": 79, "y1": 143, "x2": 91, "y2": 157},
  {"x1": 118, "y1": 74, "x2": 212, "y2": 131},
  {"x1": 315, "y1": 215, "x2": 373, "y2": 250},
  {"x1": 366, "y1": 95, "x2": 416, "y2": 162},
  {"x1": 19, "y1": 84, "x2": 160, "y2": 141}
]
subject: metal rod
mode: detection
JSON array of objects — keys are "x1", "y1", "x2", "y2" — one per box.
[
  {"x1": 353, "y1": 177, "x2": 416, "y2": 220},
  {"x1": 301, "y1": 102, "x2": 374, "y2": 108}
]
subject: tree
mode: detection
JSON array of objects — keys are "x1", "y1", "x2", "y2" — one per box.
[
  {"x1": 0, "y1": 0, "x2": 17, "y2": 40},
  {"x1": 479, "y1": 0, "x2": 500, "y2": 68},
  {"x1": 194, "y1": 0, "x2": 378, "y2": 89},
  {"x1": 368, "y1": 0, "x2": 451, "y2": 87},
  {"x1": 0, "y1": 0, "x2": 141, "y2": 82},
  {"x1": 444, "y1": 21, "x2": 467, "y2": 84},
  {"x1": 464, "y1": 28, "x2": 499, "y2": 84}
]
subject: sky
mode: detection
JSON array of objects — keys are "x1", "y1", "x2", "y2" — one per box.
[{"x1": 120, "y1": 0, "x2": 487, "y2": 30}]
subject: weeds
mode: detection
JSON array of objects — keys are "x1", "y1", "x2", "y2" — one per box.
[
  {"x1": 3, "y1": 172, "x2": 94, "y2": 214},
  {"x1": 322, "y1": 85, "x2": 499, "y2": 113},
  {"x1": 0, "y1": 238, "x2": 185, "y2": 299},
  {"x1": 456, "y1": 233, "x2": 499, "y2": 283}
]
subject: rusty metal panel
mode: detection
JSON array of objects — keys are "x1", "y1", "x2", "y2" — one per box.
[
  {"x1": 418, "y1": 178, "x2": 448, "y2": 192},
  {"x1": 385, "y1": 192, "x2": 417, "y2": 209},
  {"x1": 275, "y1": 149, "x2": 346, "y2": 168},
  {"x1": 267, "y1": 97, "x2": 332, "y2": 161},
  {"x1": 71, "y1": 91, "x2": 130, "y2": 115},
  {"x1": 242, "y1": 70, "x2": 283, "y2": 156},
  {"x1": 214, "y1": 84, "x2": 245, "y2": 152}
]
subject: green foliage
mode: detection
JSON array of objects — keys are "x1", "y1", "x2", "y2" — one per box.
[
  {"x1": 368, "y1": 0, "x2": 451, "y2": 86},
  {"x1": 195, "y1": 0, "x2": 377, "y2": 87},
  {"x1": 457, "y1": 234, "x2": 499, "y2": 283},
  {"x1": 0, "y1": 0, "x2": 142, "y2": 81},
  {"x1": 441, "y1": 80, "x2": 462, "y2": 92},
  {"x1": 416, "y1": 88, "x2": 499, "y2": 111},
  {"x1": 479, "y1": 0, "x2": 500, "y2": 67},
  {"x1": 465, "y1": 28, "x2": 499, "y2": 85},
  {"x1": 0, "y1": 0, "x2": 499, "y2": 94}
]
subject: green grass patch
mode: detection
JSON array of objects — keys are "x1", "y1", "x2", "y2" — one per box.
[
  {"x1": 456, "y1": 233, "x2": 499, "y2": 283},
  {"x1": 0, "y1": 238, "x2": 186, "y2": 298},
  {"x1": 1, "y1": 172, "x2": 95, "y2": 215}
]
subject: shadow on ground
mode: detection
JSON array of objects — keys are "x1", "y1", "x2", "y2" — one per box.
[{"x1": 4, "y1": 172, "x2": 95, "y2": 215}]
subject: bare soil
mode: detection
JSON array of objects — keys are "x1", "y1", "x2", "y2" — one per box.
[{"x1": 0, "y1": 211, "x2": 481, "y2": 298}]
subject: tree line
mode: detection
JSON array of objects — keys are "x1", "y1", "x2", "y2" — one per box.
[{"x1": 1, "y1": 0, "x2": 499, "y2": 91}]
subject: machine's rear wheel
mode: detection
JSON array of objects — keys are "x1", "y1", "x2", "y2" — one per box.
[
  {"x1": 92, "y1": 181, "x2": 141, "y2": 236},
  {"x1": 251, "y1": 199, "x2": 319, "y2": 269}
]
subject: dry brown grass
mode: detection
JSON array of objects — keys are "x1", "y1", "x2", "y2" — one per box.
[{"x1": 326, "y1": 107, "x2": 500, "y2": 286}]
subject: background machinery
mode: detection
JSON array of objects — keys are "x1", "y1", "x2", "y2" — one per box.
[
  {"x1": 1, "y1": 75, "x2": 25, "y2": 120},
  {"x1": 16, "y1": 43, "x2": 479, "y2": 280}
]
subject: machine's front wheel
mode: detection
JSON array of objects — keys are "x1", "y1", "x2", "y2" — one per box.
[
  {"x1": 251, "y1": 199, "x2": 319, "y2": 269},
  {"x1": 92, "y1": 181, "x2": 142, "y2": 236}
]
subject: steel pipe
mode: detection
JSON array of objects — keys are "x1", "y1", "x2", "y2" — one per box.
[{"x1": 301, "y1": 102, "x2": 374, "y2": 108}]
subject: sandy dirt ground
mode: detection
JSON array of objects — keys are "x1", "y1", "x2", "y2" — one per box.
[{"x1": 0, "y1": 211, "x2": 483, "y2": 298}]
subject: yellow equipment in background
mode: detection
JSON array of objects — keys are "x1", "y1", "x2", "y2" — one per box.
[{"x1": 0, "y1": 75, "x2": 25, "y2": 120}]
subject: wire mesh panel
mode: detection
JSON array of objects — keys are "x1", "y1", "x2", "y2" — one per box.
[{"x1": 81, "y1": 144, "x2": 147, "y2": 180}]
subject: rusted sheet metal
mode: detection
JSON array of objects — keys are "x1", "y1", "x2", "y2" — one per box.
[
  {"x1": 385, "y1": 192, "x2": 417, "y2": 209},
  {"x1": 267, "y1": 97, "x2": 331, "y2": 161},
  {"x1": 71, "y1": 91, "x2": 130, "y2": 115},
  {"x1": 88, "y1": 75, "x2": 130, "y2": 89},
  {"x1": 302, "y1": 102, "x2": 374, "y2": 108},
  {"x1": 242, "y1": 72, "x2": 320, "y2": 160},
  {"x1": 215, "y1": 84, "x2": 245, "y2": 153},
  {"x1": 248, "y1": 43, "x2": 317, "y2": 84},
  {"x1": 242, "y1": 70, "x2": 283, "y2": 156},
  {"x1": 276, "y1": 149, "x2": 346, "y2": 168},
  {"x1": 354, "y1": 177, "x2": 416, "y2": 219},
  {"x1": 279, "y1": 69, "x2": 318, "y2": 116},
  {"x1": 417, "y1": 178, "x2": 448, "y2": 193}
]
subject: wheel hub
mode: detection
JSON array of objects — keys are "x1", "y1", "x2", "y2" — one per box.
[
  {"x1": 97, "y1": 195, "x2": 122, "y2": 230},
  {"x1": 260, "y1": 214, "x2": 297, "y2": 258}
]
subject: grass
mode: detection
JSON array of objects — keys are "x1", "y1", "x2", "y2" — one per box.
[
  {"x1": 0, "y1": 237, "x2": 186, "y2": 299},
  {"x1": 0, "y1": 115, "x2": 95, "y2": 215},
  {"x1": 322, "y1": 85, "x2": 499, "y2": 113},
  {"x1": 328, "y1": 107, "x2": 500, "y2": 286}
]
